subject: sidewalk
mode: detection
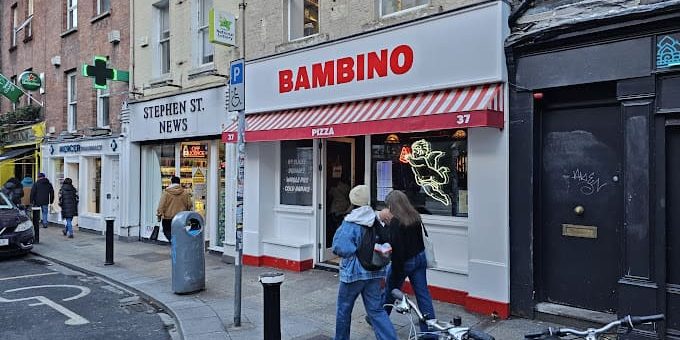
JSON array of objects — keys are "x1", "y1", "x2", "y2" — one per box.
[{"x1": 31, "y1": 225, "x2": 561, "y2": 340}]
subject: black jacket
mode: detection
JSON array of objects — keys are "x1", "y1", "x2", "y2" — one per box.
[
  {"x1": 30, "y1": 178, "x2": 55, "y2": 206},
  {"x1": 59, "y1": 184, "x2": 79, "y2": 218},
  {"x1": 2, "y1": 179, "x2": 24, "y2": 206}
]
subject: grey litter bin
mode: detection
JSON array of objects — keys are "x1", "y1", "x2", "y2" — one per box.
[{"x1": 171, "y1": 211, "x2": 206, "y2": 294}]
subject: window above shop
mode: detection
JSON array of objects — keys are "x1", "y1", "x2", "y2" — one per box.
[
  {"x1": 195, "y1": 0, "x2": 214, "y2": 66},
  {"x1": 380, "y1": 0, "x2": 428, "y2": 17},
  {"x1": 155, "y1": 0, "x2": 171, "y2": 76},
  {"x1": 371, "y1": 129, "x2": 468, "y2": 217},
  {"x1": 288, "y1": 0, "x2": 318, "y2": 41}
]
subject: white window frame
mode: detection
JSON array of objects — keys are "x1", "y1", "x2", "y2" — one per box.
[
  {"x1": 11, "y1": 5, "x2": 18, "y2": 47},
  {"x1": 27, "y1": 0, "x2": 33, "y2": 37},
  {"x1": 379, "y1": 0, "x2": 428, "y2": 18},
  {"x1": 288, "y1": 0, "x2": 319, "y2": 41},
  {"x1": 195, "y1": 0, "x2": 214, "y2": 66},
  {"x1": 96, "y1": 88, "x2": 110, "y2": 128},
  {"x1": 155, "y1": 1, "x2": 170, "y2": 76},
  {"x1": 67, "y1": 72, "x2": 77, "y2": 132},
  {"x1": 96, "y1": 0, "x2": 110, "y2": 15},
  {"x1": 67, "y1": 0, "x2": 77, "y2": 30}
]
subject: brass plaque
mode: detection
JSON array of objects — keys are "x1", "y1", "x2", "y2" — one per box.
[{"x1": 562, "y1": 224, "x2": 598, "y2": 239}]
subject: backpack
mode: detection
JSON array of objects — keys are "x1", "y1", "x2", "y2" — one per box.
[{"x1": 356, "y1": 218, "x2": 391, "y2": 271}]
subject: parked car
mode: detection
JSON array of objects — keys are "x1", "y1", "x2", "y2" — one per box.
[{"x1": 0, "y1": 191, "x2": 34, "y2": 258}]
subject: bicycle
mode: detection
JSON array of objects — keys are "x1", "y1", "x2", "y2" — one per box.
[
  {"x1": 524, "y1": 314, "x2": 664, "y2": 340},
  {"x1": 388, "y1": 289, "x2": 495, "y2": 340}
]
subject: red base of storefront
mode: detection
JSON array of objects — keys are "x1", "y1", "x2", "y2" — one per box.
[{"x1": 243, "y1": 254, "x2": 509, "y2": 319}]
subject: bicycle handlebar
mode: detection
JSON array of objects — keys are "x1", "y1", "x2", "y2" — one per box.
[{"x1": 524, "y1": 314, "x2": 665, "y2": 339}]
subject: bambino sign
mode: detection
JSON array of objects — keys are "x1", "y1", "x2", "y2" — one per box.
[
  {"x1": 245, "y1": 2, "x2": 505, "y2": 114},
  {"x1": 278, "y1": 45, "x2": 414, "y2": 93}
]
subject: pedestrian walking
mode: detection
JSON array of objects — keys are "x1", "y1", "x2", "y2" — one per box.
[
  {"x1": 379, "y1": 190, "x2": 436, "y2": 335},
  {"x1": 332, "y1": 184, "x2": 397, "y2": 340},
  {"x1": 2, "y1": 177, "x2": 24, "y2": 206},
  {"x1": 59, "y1": 178, "x2": 79, "y2": 238},
  {"x1": 30, "y1": 173, "x2": 54, "y2": 228},
  {"x1": 156, "y1": 176, "x2": 192, "y2": 243},
  {"x1": 20, "y1": 175, "x2": 33, "y2": 211}
]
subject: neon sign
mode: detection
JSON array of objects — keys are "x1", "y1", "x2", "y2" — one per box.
[{"x1": 403, "y1": 139, "x2": 451, "y2": 206}]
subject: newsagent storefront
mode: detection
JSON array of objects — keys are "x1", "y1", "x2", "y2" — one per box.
[
  {"x1": 127, "y1": 86, "x2": 232, "y2": 251},
  {"x1": 223, "y1": 1, "x2": 511, "y2": 317}
]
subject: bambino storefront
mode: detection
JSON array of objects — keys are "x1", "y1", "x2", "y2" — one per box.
[
  {"x1": 127, "y1": 86, "x2": 231, "y2": 251},
  {"x1": 223, "y1": 2, "x2": 510, "y2": 317}
]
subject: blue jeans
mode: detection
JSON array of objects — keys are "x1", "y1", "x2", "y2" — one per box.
[
  {"x1": 382, "y1": 251, "x2": 435, "y2": 333},
  {"x1": 40, "y1": 205, "x2": 49, "y2": 225},
  {"x1": 335, "y1": 278, "x2": 397, "y2": 340},
  {"x1": 65, "y1": 218, "x2": 73, "y2": 236}
]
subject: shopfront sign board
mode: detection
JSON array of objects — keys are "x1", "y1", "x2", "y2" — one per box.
[{"x1": 245, "y1": 1, "x2": 507, "y2": 114}]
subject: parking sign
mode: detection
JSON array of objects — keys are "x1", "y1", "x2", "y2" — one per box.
[{"x1": 229, "y1": 59, "x2": 245, "y2": 112}]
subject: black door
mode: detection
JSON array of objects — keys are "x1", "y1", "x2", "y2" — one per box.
[
  {"x1": 665, "y1": 127, "x2": 680, "y2": 338},
  {"x1": 539, "y1": 103, "x2": 622, "y2": 313}
]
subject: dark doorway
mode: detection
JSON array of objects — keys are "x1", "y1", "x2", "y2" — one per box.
[
  {"x1": 665, "y1": 126, "x2": 680, "y2": 336},
  {"x1": 538, "y1": 84, "x2": 622, "y2": 313}
]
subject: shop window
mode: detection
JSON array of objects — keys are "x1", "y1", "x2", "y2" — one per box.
[
  {"x1": 280, "y1": 140, "x2": 313, "y2": 206},
  {"x1": 380, "y1": 0, "x2": 427, "y2": 16},
  {"x1": 67, "y1": 0, "x2": 78, "y2": 30},
  {"x1": 180, "y1": 142, "x2": 209, "y2": 217},
  {"x1": 288, "y1": 0, "x2": 318, "y2": 41},
  {"x1": 87, "y1": 157, "x2": 101, "y2": 214},
  {"x1": 155, "y1": 0, "x2": 170, "y2": 75},
  {"x1": 371, "y1": 129, "x2": 468, "y2": 217},
  {"x1": 157, "y1": 144, "x2": 176, "y2": 189},
  {"x1": 195, "y1": 0, "x2": 214, "y2": 65},
  {"x1": 66, "y1": 71, "x2": 77, "y2": 132}
]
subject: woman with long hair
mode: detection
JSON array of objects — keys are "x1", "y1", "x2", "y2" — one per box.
[{"x1": 379, "y1": 190, "x2": 435, "y2": 333}]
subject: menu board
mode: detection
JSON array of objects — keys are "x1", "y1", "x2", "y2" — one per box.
[{"x1": 280, "y1": 142, "x2": 313, "y2": 206}]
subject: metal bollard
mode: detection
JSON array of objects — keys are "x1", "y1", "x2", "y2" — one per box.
[
  {"x1": 259, "y1": 272, "x2": 284, "y2": 340},
  {"x1": 105, "y1": 217, "x2": 115, "y2": 265},
  {"x1": 31, "y1": 207, "x2": 40, "y2": 244}
]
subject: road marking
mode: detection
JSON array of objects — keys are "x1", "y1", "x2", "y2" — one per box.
[
  {"x1": 1, "y1": 284, "x2": 91, "y2": 325},
  {"x1": 0, "y1": 272, "x2": 58, "y2": 281}
]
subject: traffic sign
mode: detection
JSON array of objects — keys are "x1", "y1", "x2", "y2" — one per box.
[{"x1": 229, "y1": 59, "x2": 245, "y2": 112}]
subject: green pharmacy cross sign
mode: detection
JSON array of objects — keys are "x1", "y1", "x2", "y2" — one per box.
[{"x1": 82, "y1": 56, "x2": 129, "y2": 89}]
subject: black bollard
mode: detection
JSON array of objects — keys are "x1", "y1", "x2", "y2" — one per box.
[
  {"x1": 105, "y1": 217, "x2": 115, "y2": 265},
  {"x1": 31, "y1": 207, "x2": 40, "y2": 244},
  {"x1": 259, "y1": 272, "x2": 284, "y2": 340}
]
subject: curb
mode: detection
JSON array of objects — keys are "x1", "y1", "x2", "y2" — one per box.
[{"x1": 30, "y1": 250, "x2": 184, "y2": 340}]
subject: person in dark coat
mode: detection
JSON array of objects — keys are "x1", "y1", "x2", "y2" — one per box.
[
  {"x1": 59, "y1": 178, "x2": 79, "y2": 238},
  {"x1": 30, "y1": 172, "x2": 55, "y2": 228},
  {"x1": 2, "y1": 178, "x2": 24, "y2": 206}
]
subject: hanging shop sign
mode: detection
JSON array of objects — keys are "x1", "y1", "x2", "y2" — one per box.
[
  {"x1": 129, "y1": 86, "x2": 228, "y2": 142},
  {"x1": 19, "y1": 71, "x2": 41, "y2": 91},
  {"x1": 245, "y1": 1, "x2": 504, "y2": 113},
  {"x1": 0, "y1": 73, "x2": 24, "y2": 103},
  {"x1": 209, "y1": 9, "x2": 236, "y2": 47}
]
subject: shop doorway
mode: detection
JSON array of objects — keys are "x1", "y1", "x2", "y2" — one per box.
[
  {"x1": 665, "y1": 126, "x2": 680, "y2": 335},
  {"x1": 538, "y1": 85, "x2": 622, "y2": 313},
  {"x1": 320, "y1": 137, "x2": 364, "y2": 265}
]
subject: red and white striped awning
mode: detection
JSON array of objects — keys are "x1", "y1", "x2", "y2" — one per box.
[{"x1": 222, "y1": 83, "x2": 503, "y2": 143}]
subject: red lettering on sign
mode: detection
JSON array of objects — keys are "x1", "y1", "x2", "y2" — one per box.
[
  {"x1": 367, "y1": 50, "x2": 388, "y2": 79},
  {"x1": 295, "y1": 66, "x2": 311, "y2": 91},
  {"x1": 279, "y1": 69, "x2": 294, "y2": 93},
  {"x1": 277, "y1": 44, "x2": 415, "y2": 94},
  {"x1": 311, "y1": 61, "x2": 335, "y2": 88}
]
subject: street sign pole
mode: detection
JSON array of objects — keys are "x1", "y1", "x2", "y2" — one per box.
[{"x1": 233, "y1": 0, "x2": 247, "y2": 328}]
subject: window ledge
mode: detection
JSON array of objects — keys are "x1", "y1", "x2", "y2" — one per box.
[
  {"x1": 23, "y1": 35, "x2": 33, "y2": 43},
  {"x1": 90, "y1": 11, "x2": 111, "y2": 23},
  {"x1": 187, "y1": 64, "x2": 218, "y2": 80},
  {"x1": 146, "y1": 74, "x2": 176, "y2": 89},
  {"x1": 8, "y1": 45, "x2": 17, "y2": 53},
  {"x1": 61, "y1": 28, "x2": 78, "y2": 37},
  {"x1": 380, "y1": 4, "x2": 429, "y2": 19}
]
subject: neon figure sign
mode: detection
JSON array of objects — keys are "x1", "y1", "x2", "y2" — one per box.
[{"x1": 402, "y1": 139, "x2": 452, "y2": 206}]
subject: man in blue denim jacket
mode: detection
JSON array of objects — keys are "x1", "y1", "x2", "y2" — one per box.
[{"x1": 332, "y1": 185, "x2": 397, "y2": 340}]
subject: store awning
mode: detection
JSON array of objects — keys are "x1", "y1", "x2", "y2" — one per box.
[
  {"x1": 222, "y1": 83, "x2": 503, "y2": 143},
  {"x1": 0, "y1": 147, "x2": 34, "y2": 161}
]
